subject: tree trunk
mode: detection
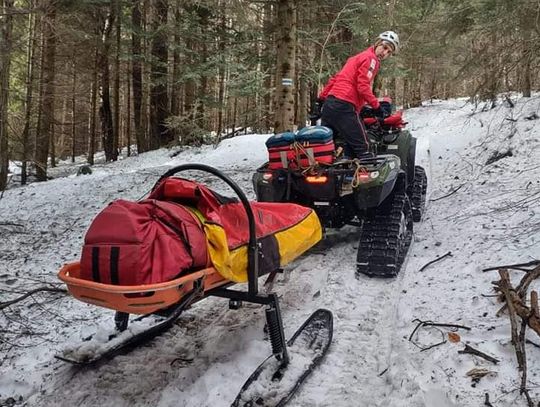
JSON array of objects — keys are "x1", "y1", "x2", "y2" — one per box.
[
  {"x1": 171, "y1": 4, "x2": 181, "y2": 117},
  {"x1": 216, "y1": 0, "x2": 226, "y2": 137},
  {"x1": 195, "y1": 6, "x2": 210, "y2": 131},
  {"x1": 296, "y1": 73, "x2": 307, "y2": 130},
  {"x1": 232, "y1": 97, "x2": 237, "y2": 134},
  {"x1": 131, "y1": 0, "x2": 146, "y2": 153},
  {"x1": 113, "y1": 0, "x2": 121, "y2": 156},
  {"x1": 98, "y1": 9, "x2": 116, "y2": 161},
  {"x1": 126, "y1": 73, "x2": 131, "y2": 156},
  {"x1": 71, "y1": 58, "x2": 77, "y2": 162},
  {"x1": 519, "y1": 6, "x2": 533, "y2": 97},
  {"x1": 520, "y1": 38, "x2": 532, "y2": 97},
  {"x1": 88, "y1": 43, "x2": 99, "y2": 165},
  {"x1": 183, "y1": 35, "x2": 196, "y2": 129},
  {"x1": 21, "y1": 3, "x2": 37, "y2": 185},
  {"x1": 244, "y1": 97, "x2": 251, "y2": 132},
  {"x1": 59, "y1": 96, "x2": 67, "y2": 159},
  {"x1": 273, "y1": 0, "x2": 297, "y2": 133},
  {"x1": 49, "y1": 128, "x2": 56, "y2": 167},
  {"x1": 141, "y1": 0, "x2": 149, "y2": 143},
  {"x1": 149, "y1": 0, "x2": 170, "y2": 148},
  {"x1": 295, "y1": 5, "x2": 307, "y2": 130},
  {"x1": 262, "y1": 1, "x2": 274, "y2": 131},
  {"x1": 35, "y1": 0, "x2": 57, "y2": 181},
  {"x1": 410, "y1": 57, "x2": 423, "y2": 107},
  {"x1": 402, "y1": 77, "x2": 409, "y2": 108},
  {"x1": 0, "y1": 0, "x2": 14, "y2": 190}
]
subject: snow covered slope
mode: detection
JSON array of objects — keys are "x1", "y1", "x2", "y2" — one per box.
[{"x1": 0, "y1": 96, "x2": 539, "y2": 407}]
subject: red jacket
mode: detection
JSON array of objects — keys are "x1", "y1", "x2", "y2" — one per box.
[{"x1": 319, "y1": 46, "x2": 380, "y2": 112}]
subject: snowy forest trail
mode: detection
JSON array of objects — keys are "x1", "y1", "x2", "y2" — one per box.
[
  {"x1": 292, "y1": 232, "x2": 411, "y2": 406},
  {"x1": 5, "y1": 156, "x2": 418, "y2": 407},
  {"x1": 2, "y1": 97, "x2": 539, "y2": 407}
]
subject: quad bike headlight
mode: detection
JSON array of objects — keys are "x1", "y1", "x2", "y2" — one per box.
[{"x1": 370, "y1": 171, "x2": 380, "y2": 179}]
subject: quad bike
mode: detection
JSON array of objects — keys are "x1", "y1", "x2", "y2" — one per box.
[{"x1": 253, "y1": 100, "x2": 427, "y2": 278}]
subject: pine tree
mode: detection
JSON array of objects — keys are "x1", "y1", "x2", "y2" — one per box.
[
  {"x1": 273, "y1": 0, "x2": 297, "y2": 133},
  {"x1": 0, "y1": 0, "x2": 15, "y2": 190}
]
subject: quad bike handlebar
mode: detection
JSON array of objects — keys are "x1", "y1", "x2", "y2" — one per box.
[
  {"x1": 310, "y1": 97, "x2": 406, "y2": 129},
  {"x1": 363, "y1": 111, "x2": 406, "y2": 129}
]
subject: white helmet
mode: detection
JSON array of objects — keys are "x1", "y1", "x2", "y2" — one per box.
[{"x1": 378, "y1": 31, "x2": 399, "y2": 52}]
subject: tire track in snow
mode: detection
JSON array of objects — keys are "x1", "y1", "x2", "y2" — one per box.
[{"x1": 281, "y1": 229, "x2": 409, "y2": 407}]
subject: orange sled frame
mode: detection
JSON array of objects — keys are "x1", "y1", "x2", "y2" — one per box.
[
  {"x1": 58, "y1": 163, "x2": 291, "y2": 365},
  {"x1": 58, "y1": 262, "x2": 227, "y2": 315}
]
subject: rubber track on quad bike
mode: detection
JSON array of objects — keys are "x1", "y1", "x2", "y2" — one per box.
[
  {"x1": 408, "y1": 166, "x2": 427, "y2": 222},
  {"x1": 356, "y1": 190, "x2": 413, "y2": 278}
]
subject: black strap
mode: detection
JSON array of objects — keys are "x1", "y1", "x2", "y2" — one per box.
[
  {"x1": 91, "y1": 247, "x2": 100, "y2": 282},
  {"x1": 110, "y1": 247, "x2": 120, "y2": 284}
]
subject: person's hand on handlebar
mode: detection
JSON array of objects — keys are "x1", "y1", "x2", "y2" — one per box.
[{"x1": 372, "y1": 106, "x2": 386, "y2": 125}]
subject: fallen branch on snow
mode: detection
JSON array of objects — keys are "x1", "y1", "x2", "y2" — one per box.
[
  {"x1": 0, "y1": 222, "x2": 24, "y2": 227},
  {"x1": 525, "y1": 339, "x2": 540, "y2": 349},
  {"x1": 0, "y1": 286, "x2": 67, "y2": 310},
  {"x1": 429, "y1": 184, "x2": 464, "y2": 202},
  {"x1": 483, "y1": 260, "x2": 540, "y2": 273},
  {"x1": 419, "y1": 251, "x2": 452, "y2": 272},
  {"x1": 458, "y1": 344, "x2": 499, "y2": 364},
  {"x1": 409, "y1": 319, "x2": 471, "y2": 351}
]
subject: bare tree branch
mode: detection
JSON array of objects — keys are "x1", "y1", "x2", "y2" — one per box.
[
  {"x1": 0, "y1": 287, "x2": 67, "y2": 310},
  {"x1": 419, "y1": 251, "x2": 453, "y2": 272},
  {"x1": 458, "y1": 344, "x2": 500, "y2": 364}
]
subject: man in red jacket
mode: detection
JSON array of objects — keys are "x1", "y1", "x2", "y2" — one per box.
[{"x1": 319, "y1": 31, "x2": 399, "y2": 159}]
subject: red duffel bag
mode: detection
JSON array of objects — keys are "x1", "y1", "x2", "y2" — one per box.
[{"x1": 80, "y1": 199, "x2": 209, "y2": 286}]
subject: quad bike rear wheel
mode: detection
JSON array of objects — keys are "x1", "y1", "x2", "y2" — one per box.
[{"x1": 356, "y1": 183, "x2": 413, "y2": 278}]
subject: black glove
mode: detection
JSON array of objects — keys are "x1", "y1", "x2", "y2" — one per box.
[
  {"x1": 373, "y1": 106, "x2": 384, "y2": 118},
  {"x1": 372, "y1": 106, "x2": 385, "y2": 125},
  {"x1": 310, "y1": 98, "x2": 325, "y2": 124}
]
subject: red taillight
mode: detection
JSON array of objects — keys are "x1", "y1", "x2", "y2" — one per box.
[
  {"x1": 263, "y1": 172, "x2": 273, "y2": 181},
  {"x1": 352, "y1": 172, "x2": 372, "y2": 185},
  {"x1": 357, "y1": 173, "x2": 370, "y2": 181},
  {"x1": 305, "y1": 175, "x2": 328, "y2": 184}
]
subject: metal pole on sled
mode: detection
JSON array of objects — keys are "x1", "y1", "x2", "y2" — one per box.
[{"x1": 156, "y1": 164, "x2": 289, "y2": 365}]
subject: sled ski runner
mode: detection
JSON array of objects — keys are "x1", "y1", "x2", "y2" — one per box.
[
  {"x1": 55, "y1": 285, "x2": 203, "y2": 365},
  {"x1": 232, "y1": 309, "x2": 333, "y2": 407}
]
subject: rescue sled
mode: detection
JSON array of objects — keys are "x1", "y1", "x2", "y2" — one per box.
[{"x1": 57, "y1": 164, "x2": 333, "y2": 406}]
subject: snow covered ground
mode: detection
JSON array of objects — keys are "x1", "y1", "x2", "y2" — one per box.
[{"x1": 1, "y1": 96, "x2": 539, "y2": 407}]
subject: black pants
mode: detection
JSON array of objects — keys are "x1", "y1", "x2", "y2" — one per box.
[{"x1": 321, "y1": 96, "x2": 370, "y2": 158}]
